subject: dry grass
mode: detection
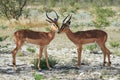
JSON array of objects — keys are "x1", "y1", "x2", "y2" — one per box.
[
  {"x1": 5, "y1": 17, "x2": 49, "y2": 28},
  {"x1": 0, "y1": 16, "x2": 50, "y2": 41}
]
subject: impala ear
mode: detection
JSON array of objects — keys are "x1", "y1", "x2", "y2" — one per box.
[
  {"x1": 66, "y1": 21, "x2": 71, "y2": 26},
  {"x1": 68, "y1": 21, "x2": 71, "y2": 25}
]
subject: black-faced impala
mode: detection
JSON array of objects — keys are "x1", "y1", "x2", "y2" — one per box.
[
  {"x1": 12, "y1": 11, "x2": 59, "y2": 70},
  {"x1": 58, "y1": 15, "x2": 111, "y2": 67}
]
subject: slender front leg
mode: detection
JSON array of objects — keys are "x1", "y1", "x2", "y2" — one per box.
[
  {"x1": 77, "y1": 45, "x2": 82, "y2": 67},
  {"x1": 12, "y1": 41, "x2": 23, "y2": 70},
  {"x1": 103, "y1": 52, "x2": 107, "y2": 66},
  {"x1": 12, "y1": 47, "x2": 18, "y2": 70},
  {"x1": 44, "y1": 46, "x2": 51, "y2": 70},
  {"x1": 38, "y1": 46, "x2": 44, "y2": 71}
]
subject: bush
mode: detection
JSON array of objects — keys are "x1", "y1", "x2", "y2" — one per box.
[
  {"x1": 17, "y1": 51, "x2": 24, "y2": 56},
  {"x1": 33, "y1": 55, "x2": 57, "y2": 69},
  {"x1": 0, "y1": 25, "x2": 8, "y2": 29},
  {"x1": 0, "y1": 36, "x2": 8, "y2": 41},
  {"x1": 43, "y1": 7, "x2": 53, "y2": 12},
  {"x1": 59, "y1": 7, "x2": 67, "y2": 13},
  {"x1": 109, "y1": 41, "x2": 119, "y2": 48},
  {"x1": 26, "y1": 47, "x2": 36, "y2": 53},
  {"x1": 45, "y1": 27, "x2": 50, "y2": 31},
  {"x1": 86, "y1": 44, "x2": 97, "y2": 51},
  {"x1": 92, "y1": 7, "x2": 115, "y2": 28},
  {"x1": 33, "y1": 73, "x2": 44, "y2": 80},
  {"x1": 0, "y1": 0, "x2": 27, "y2": 20},
  {"x1": 114, "y1": 50, "x2": 120, "y2": 56}
]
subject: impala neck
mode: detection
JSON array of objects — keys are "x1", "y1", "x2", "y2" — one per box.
[
  {"x1": 65, "y1": 28, "x2": 76, "y2": 43},
  {"x1": 48, "y1": 30, "x2": 55, "y2": 40}
]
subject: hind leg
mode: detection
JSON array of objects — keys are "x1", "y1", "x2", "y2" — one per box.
[
  {"x1": 97, "y1": 42, "x2": 108, "y2": 66},
  {"x1": 105, "y1": 47, "x2": 111, "y2": 66},
  {"x1": 99, "y1": 43, "x2": 111, "y2": 66}
]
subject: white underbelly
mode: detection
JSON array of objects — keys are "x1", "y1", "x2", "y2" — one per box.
[{"x1": 26, "y1": 38, "x2": 43, "y2": 44}]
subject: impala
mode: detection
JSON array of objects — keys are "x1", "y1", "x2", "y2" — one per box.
[
  {"x1": 12, "y1": 11, "x2": 59, "y2": 70},
  {"x1": 58, "y1": 15, "x2": 111, "y2": 67}
]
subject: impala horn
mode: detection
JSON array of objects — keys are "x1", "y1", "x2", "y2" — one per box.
[
  {"x1": 63, "y1": 14, "x2": 70, "y2": 23},
  {"x1": 67, "y1": 15, "x2": 72, "y2": 22},
  {"x1": 46, "y1": 11, "x2": 59, "y2": 29}
]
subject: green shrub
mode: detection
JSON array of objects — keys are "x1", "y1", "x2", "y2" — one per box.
[
  {"x1": 48, "y1": 0, "x2": 56, "y2": 7},
  {"x1": 0, "y1": 25, "x2": 8, "y2": 29},
  {"x1": 0, "y1": 36, "x2": 8, "y2": 41},
  {"x1": 17, "y1": 51, "x2": 24, "y2": 56},
  {"x1": 33, "y1": 56, "x2": 57, "y2": 69},
  {"x1": 43, "y1": 7, "x2": 53, "y2": 12},
  {"x1": 109, "y1": 41, "x2": 119, "y2": 48},
  {"x1": 59, "y1": 7, "x2": 67, "y2": 15},
  {"x1": 92, "y1": 7, "x2": 115, "y2": 28},
  {"x1": 86, "y1": 44, "x2": 97, "y2": 51},
  {"x1": 114, "y1": 50, "x2": 120, "y2": 56},
  {"x1": 0, "y1": 37, "x2": 3, "y2": 41},
  {"x1": 26, "y1": 47, "x2": 36, "y2": 53},
  {"x1": 33, "y1": 73, "x2": 44, "y2": 80},
  {"x1": 45, "y1": 27, "x2": 50, "y2": 31},
  {"x1": 72, "y1": 3, "x2": 80, "y2": 12}
]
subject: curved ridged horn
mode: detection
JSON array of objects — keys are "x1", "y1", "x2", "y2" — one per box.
[
  {"x1": 46, "y1": 12, "x2": 54, "y2": 22},
  {"x1": 63, "y1": 14, "x2": 70, "y2": 23},
  {"x1": 67, "y1": 15, "x2": 72, "y2": 22},
  {"x1": 53, "y1": 10, "x2": 59, "y2": 21}
]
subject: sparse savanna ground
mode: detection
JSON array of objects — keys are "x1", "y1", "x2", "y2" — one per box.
[{"x1": 0, "y1": 4, "x2": 120, "y2": 80}]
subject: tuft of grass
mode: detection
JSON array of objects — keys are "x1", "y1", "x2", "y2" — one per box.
[
  {"x1": 114, "y1": 49, "x2": 120, "y2": 56},
  {"x1": 92, "y1": 7, "x2": 115, "y2": 28},
  {"x1": 59, "y1": 7, "x2": 67, "y2": 15},
  {"x1": 0, "y1": 36, "x2": 8, "y2": 41},
  {"x1": 26, "y1": 47, "x2": 36, "y2": 53},
  {"x1": 33, "y1": 73, "x2": 44, "y2": 80},
  {"x1": 85, "y1": 44, "x2": 97, "y2": 51},
  {"x1": 45, "y1": 27, "x2": 50, "y2": 31},
  {"x1": 43, "y1": 6, "x2": 53, "y2": 12},
  {"x1": 109, "y1": 41, "x2": 119, "y2": 48},
  {"x1": 33, "y1": 55, "x2": 57, "y2": 69},
  {"x1": 17, "y1": 51, "x2": 24, "y2": 56},
  {"x1": 0, "y1": 25, "x2": 8, "y2": 29}
]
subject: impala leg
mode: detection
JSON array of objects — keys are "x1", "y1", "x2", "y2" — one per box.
[
  {"x1": 44, "y1": 46, "x2": 51, "y2": 70},
  {"x1": 98, "y1": 42, "x2": 107, "y2": 66},
  {"x1": 105, "y1": 47, "x2": 111, "y2": 66},
  {"x1": 38, "y1": 46, "x2": 44, "y2": 71},
  {"x1": 76, "y1": 46, "x2": 82, "y2": 68},
  {"x1": 12, "y1": 41, "x2": 23, "y2": 70},
  {"x1": 102, "y1": 47, "x2": 107, "y2": 66},
  {"x1": 12, "y1": 47, "x2": 18, "y2": 70}
]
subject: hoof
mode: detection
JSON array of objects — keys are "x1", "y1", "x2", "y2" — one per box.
[
  {"x1": 38, "y1": 68, "x2": 42, "y2": 72},
  {"x1": 74, "y1": 64, "x2": 80, "y2": 69},
  {"x1": 13, "y1": 66, "x2": 17, "y2": 71},
  {"x1": 76, "y1": 66, "x2": 80, "y2": 69},
  {"x1": 108, "y1": 62, "x2": 111, "y2": 67},
  {"x1": 49, "y1": 67, "x2": 52, "y2": 71},
  {"x1": 107, "y1": 64, "x2": 111, "y2": 67},
  {"x1": 103, "y1": 61, "x2": 107, "y2": 66}
]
